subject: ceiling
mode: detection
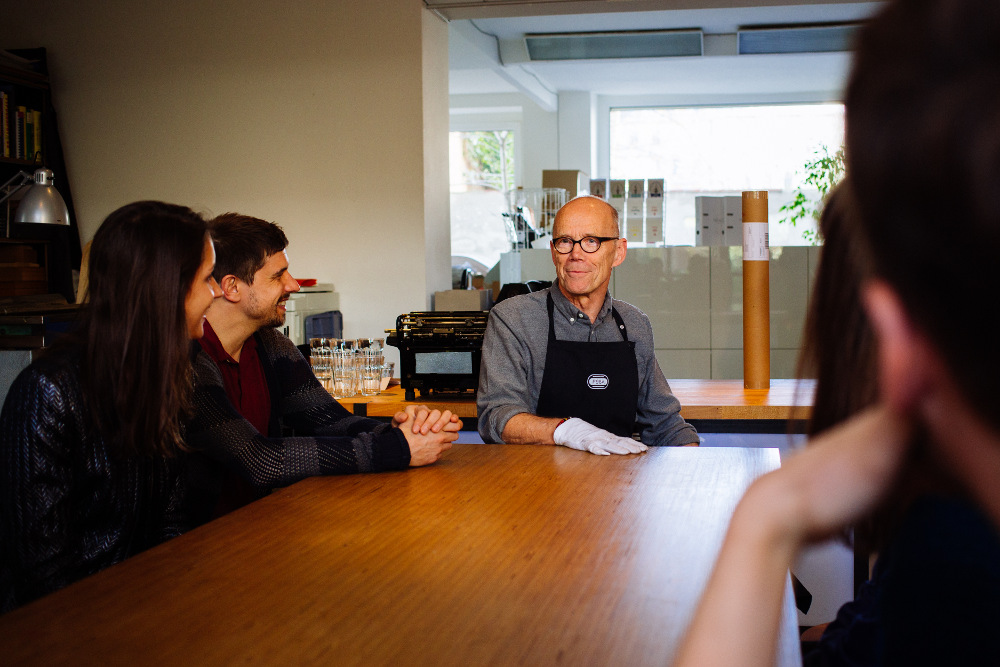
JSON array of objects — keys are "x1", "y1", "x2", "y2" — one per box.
[{"x1": 443, "y1": 1, "x2": 883, "y2": 105}]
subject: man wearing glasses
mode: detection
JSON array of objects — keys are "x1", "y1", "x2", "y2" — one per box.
[{"x1": 477, "y1": 195, "x2": 699, "y2": 454}]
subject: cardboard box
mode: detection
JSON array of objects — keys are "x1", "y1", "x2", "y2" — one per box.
[
  {"x1": 434, "y1": 289, "x2": 491, "y2": 311},
  {"x1": 542, "y1": 170, "x2": 589, "y2": 198}
]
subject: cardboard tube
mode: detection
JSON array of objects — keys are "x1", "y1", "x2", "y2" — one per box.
[{"x1": 742, "y1": 191, "x2": 770, "y2": 389}]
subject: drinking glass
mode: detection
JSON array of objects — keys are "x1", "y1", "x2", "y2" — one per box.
[
  {"x1": 355, "y1": 337, "x2": 384, "y2": 353},
  {"x1": 359, "y1": 350, "x2": 384, "y2": 396},
  {"x1": 330, "y1": 338, "x2": 357, "y2": 353},
  {"x1": 360, "y1": 365, "x2": 380, "y2": 396},
  {"x1": 379, "y1": 362, "x2": 395, "y2": 393},
  {"x1": 331, "y1": 349, "x2": 358, "y2": 399},
  {"x1": 309, "y1": 337, "x2": 333, "y2": 392}
]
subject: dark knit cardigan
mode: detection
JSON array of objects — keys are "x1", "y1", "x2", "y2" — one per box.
[{"x1": 184, "y1": 327, "x2": 410, "y2": 519}]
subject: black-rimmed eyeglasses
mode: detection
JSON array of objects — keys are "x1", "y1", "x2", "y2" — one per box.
[{"x1": 552, "y1": 236, "x2": 619, "y2": 254}]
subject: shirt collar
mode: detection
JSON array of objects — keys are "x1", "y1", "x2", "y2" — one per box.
[
  {"x1": 199, "y1": 320, "x2": 256, "y2": 365},
  {"x1": 549, "y1": 284, "x2": 613, "y2": 323}
]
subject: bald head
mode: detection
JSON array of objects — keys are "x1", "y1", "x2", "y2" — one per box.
[
  {"x1": 553, "y1": 196, "x2": 620, "y2": 238},
  {"x1": 549, "y1": 195, "x2": 627, "y2": 314}
]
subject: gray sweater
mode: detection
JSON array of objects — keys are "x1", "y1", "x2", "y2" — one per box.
[{"x1": 477, "y1": 286, "x2": 698, "y2": 446}]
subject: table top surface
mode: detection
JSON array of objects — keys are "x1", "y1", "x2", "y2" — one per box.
[
  {"x1": 0, "y1": 444, "x2": 799, "y2": 666},
  {"x1": 341, "y1": 378, "x2": 815, "y2": 421}
]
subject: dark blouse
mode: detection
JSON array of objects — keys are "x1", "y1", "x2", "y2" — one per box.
[
  {"x1": 0, "y1": 348, "x2": 190, "y2": 613},
  {"x1": 804, "y1": 494, "x2": 1000, "y2": 666}
]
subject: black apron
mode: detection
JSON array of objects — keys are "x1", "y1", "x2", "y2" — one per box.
[{"x1": 535, "y1": 293, "x2": 640, "y2": 437}]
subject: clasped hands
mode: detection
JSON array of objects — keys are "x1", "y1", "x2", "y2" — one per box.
[
  {"x1": 554, "y1": 417, "x2": 647, "y2": 456},
  {"x1": 392, "y1": 405, "x2": 462, "y2": 466}
]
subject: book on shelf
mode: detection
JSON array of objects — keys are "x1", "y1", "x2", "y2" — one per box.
[
  {"x1": 24, "y1": 107, "x2": 34, "y2": 160},
  {"x1": 1, "y1": 89, "x2": 9, "y2": 158},
  {"x1": 31, "y1": 109, "x2": 41, "y2": 159},
  {"x1": 24, "y1": 108, "x2": 35, "y2": 160},
  {"x1": 15, "y1": 105, "x2": 25, "y2": 160}
]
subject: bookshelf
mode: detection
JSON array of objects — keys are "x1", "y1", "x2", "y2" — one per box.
[{"x1": 1, "y1": 48, "x2": 80, "y2": 305}]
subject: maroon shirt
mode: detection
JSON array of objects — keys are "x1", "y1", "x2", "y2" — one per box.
[
  {"x1": 198, "y1": 320, "x2": 271, "y2": 435},
  {"x1": 198, "y1": 320, "x2": 272, "y2": 515}
]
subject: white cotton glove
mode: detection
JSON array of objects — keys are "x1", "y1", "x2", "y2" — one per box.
[{"x1": 552, "y1": 418, "x2": 648, "y2": 456}]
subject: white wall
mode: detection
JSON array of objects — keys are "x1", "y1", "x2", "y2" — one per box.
[
  {"x1": 423, "y1": 10, "x2": 454, "y2": 304},
  {"x1": 556, "y1": 91, "x2": 596, "y2": 177},
  {"x1": 0, "y1": 0, "x2": 450, "y2": 344}
]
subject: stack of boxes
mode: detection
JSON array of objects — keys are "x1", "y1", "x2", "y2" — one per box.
[{"x1": 589, "y1": 177, "x2": 665, "y2": 246}]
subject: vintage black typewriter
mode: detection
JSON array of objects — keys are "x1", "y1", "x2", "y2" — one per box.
[{"x1": 386, "y1": 311, "x2": 489, "y2": 401}]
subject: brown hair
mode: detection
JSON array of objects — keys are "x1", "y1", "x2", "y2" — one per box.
[
  {"x1": 797, "y1": 184, "x2": 897, "y2": 555},
  {"x1": 207, "y1": 213, "x2": 288, "y2": 284},
  {"x1": 846, "y1": 0, "x2": 1000, "y2": 430},
  {"x1": 800, "y1": 182, "x2": 956, "y2": 554},
  {"x1": 798, "y1": 182, "x2": 878, "y2": 436},
  {"x1": 71, "y1": 201, "x2": 208, "y2": 457}
]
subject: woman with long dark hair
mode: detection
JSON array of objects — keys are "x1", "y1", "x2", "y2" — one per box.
[
  {"x1": 0, "y1": 200, "x2": 219, "y2": 612},
  {"x1": 676, "y1": 1, "x2": 1000, "y2": 664}
]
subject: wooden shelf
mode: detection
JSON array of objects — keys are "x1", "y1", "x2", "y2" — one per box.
[{"x1": 2, "y1": 47, "x2": 80, "y2": 303}]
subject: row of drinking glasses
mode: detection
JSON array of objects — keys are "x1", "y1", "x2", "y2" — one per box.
[
  {"x1": 312, "y1": 337, "x2": 384, "y2": 353},
  {"x1": 310, "y1": 338, "x2": 393, "y2": 398}
]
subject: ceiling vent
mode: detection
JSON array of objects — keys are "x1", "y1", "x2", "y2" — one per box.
[
  {"x1": 524, "y1": 29, "x2": 703, "y2": 61},
  {"x1": 737, "y1": 23, "x2": 860, "y2": 55}
]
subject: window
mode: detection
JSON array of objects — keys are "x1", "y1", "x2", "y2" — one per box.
[
  {"x1": 610, "y1": 103, "x2": 845, "y2": 245},
  {"x1": 450, "y1": 129, "x2": 517, "y2": 271}
]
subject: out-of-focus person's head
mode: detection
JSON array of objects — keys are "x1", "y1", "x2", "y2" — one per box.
[
  {"x1": 80, "y1": 200, "x2": 209, "y2": 456},
  {"x1": 797, "y1": 182, "x2": 922, "y2": 552},
  {"x1": 846, "y1": 0, "x2": 1000, "y2": 429},
  {"x1": 550, "y1": 196, "x2": 626, "y2": 303}
]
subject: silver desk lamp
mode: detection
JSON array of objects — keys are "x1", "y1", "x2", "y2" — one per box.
[{"x1": 1, "y1": 168, "x2": 71, "y2": 237}]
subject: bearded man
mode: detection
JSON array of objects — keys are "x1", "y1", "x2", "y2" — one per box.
[{"x1": 185, "y1": 213, "x2": 458, "y2": 519}]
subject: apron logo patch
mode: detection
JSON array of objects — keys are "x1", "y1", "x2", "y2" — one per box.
[{"x1": 587, "y1": 374, "x2": 609, "y2": 389}]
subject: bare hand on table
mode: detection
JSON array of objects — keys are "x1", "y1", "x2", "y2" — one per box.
[
  {"x1": 392, "y1": 404, "x2": 462, "y2": 434},
  {"x1": 393, "y1": 405, "x2": 462, "y2": 467}
]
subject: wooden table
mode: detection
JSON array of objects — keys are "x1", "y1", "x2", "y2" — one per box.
[
  {"x1": 342, "y1": 379, "x2": 815, "y2": 432},
  {"x1": 0, "y1": 445, "x2": 800, "y2": 666}
]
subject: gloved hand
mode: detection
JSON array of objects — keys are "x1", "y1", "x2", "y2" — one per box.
[{"x1": 553, "y1": 418, "x2": 648, "y2": 456}]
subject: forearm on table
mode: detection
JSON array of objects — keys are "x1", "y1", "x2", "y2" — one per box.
[
  {"x1": 637, "y1": 373, "x2": 699, "y2": 446},
  {"x1": 677, "y1": 406, "x2": 911, "y2": 665},
  {"x1": 500, "y1": 413, "x2": 564, "y2": 445},
  {"x1": 638, "y1": 415, "x2": 700, "y2": 446},
  {"x1": 673, "y1": 478, "x2": 800, "y2": 666}
]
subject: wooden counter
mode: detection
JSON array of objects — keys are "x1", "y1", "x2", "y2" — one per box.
[
  {"x1": 340, "y1": 378, "x2": 815, "y2": 424},
  {"x1": 0, "y1": 444, "x2": 799, "y2": 666}
]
